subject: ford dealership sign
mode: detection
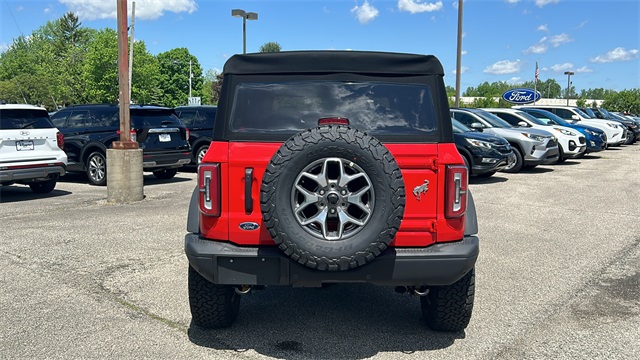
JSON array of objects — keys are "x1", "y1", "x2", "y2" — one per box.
[{"x1": 501, "y1": 88, "x2": 541, "y2": 104}]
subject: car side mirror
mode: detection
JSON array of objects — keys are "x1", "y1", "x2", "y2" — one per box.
[
  {"x1": 571, "y1": 115, "x2": 579, "y2": 120},
  {"x1": 470, "y1": 122, "x2": 483, "y2": 131},
  {"x1": 517, "y1": 121, "x2": 529, "y2": 127}
]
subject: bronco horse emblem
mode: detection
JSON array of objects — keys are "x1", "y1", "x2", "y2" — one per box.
[{"x1": 412, "y1": 180, "x2": 429, "y2": 201}]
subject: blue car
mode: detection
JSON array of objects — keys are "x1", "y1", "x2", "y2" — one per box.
[{"x1": 518, "y1": 108, "x2": 606, "y2": 153}]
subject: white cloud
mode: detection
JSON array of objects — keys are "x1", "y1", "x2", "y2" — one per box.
[
  {"x1": 59, "y1": 0, "x2": 197, "y2": 20},
  {"x1": 524, "y1": 43, "x2": 548, "y2": 54},
  {"x1": 483, "y1": 60, "x2": 522, "y2": 75},
  {"x1": 351, "y1": 1, "x2": 379, "y2": 24},
  {"x1": 505, "y1": 0, "x2": 520, "y2": 4},
  {"x1": 576, "y1": 66, "x2": 593, "y2": 73},
  {"x1": 577, "y1": 20, "x2": 588, "y2": 29},
  {"x1": 16, "y1": 6, "x2": 24, "y2": 11},
  {"x1": 589, "y1": 47, "x2": 639, "y2": 63},
  {"x1": 398, "y1": 0, "x2": 443, "y2": 14},
  {"x1": 462, "y1": 50, "x2": 467, "y2": 55},
  {"x1": 507, "y1": 77, "x2": 522, "y2": 85},
  {"x1": 537, "y1": 24, "x2": 548, "y2": 32},
  {"x1": 550, "y1": 63, "x2": 574, "y2": 73},
  {"x1": 548, "y1": 33, "x2": 572, "y2": 47},
  {"x1": 535, "y1": 0, "x2": 559, "y2": 7},
  {"x1": 44, "y1": 5, "x2": 53, "y2": 13},
  {"x1": 451, "y1": 66, "x2": 469, "y2": 75}
]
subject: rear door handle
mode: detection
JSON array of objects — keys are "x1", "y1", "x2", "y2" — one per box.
[{"x1": 245, "y1": 168, "x2": 253, "y2": 214}]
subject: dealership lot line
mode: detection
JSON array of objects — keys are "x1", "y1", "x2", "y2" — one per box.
[{"x1": 1, "y1": 146, "x2": 639, "y2": 359}]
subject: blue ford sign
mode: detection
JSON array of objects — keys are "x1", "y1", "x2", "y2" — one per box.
[{"x1": 501, "y1": 88, "x2": 541, "y2": 104}]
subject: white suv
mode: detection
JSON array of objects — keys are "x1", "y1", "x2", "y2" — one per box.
[
  {"x1": 484, "y1": 108, "x2": 586, "y2": 161},
  {"x1": 0, "y1": 104, "x2": 67, "y2": 193}
]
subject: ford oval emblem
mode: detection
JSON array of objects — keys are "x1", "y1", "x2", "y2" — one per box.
[
  {"x1": 239, "y1": 222, "x2": 260, "y2": 231},
  {"x1": 501, "y1": 88, "x2": 541, "y2": 104}
]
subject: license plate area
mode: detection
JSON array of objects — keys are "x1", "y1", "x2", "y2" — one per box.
[
  {"x1": 158, "y1": 133, "x2": 171, "y2": 142},
  {"x1": 16, "y1": 140, "x2": 34, "y2": 151}
]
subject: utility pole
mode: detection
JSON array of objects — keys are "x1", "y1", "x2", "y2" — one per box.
[
  {"x1": 454, "y1": 0, "x2": 464, "y2": 108},
  {"x1": 189, "y1": 60, "x2": 192, "y2": 98},
  {"x1": 564, "y1": 71, "x2": 574, "y2": 106},
  {"x1": 108, "y1": 0, "x2": 143, "y2": 204},
  {"x1": 128, "y1": 1, "x2": 135, "y2": 101}
]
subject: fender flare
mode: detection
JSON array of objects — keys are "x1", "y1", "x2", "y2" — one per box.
[
  {"x1": 187, "y1": 186, "x2": 200, "y2": 234},
  {"x1": 465, "y1": 189, "x2": 478, "y2": 236}
]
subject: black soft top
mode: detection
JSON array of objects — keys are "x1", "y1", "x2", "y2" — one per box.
[{"x1": 223, "y1": 51, "x2": 445, "y2": 76}]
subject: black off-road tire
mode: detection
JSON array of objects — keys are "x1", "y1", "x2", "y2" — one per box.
[
  {"x1": 29, "y1": 179, "x2": 57, "y2": 194},
  {"x1": 501, "y1": 147, "x2": 523, "y2": 173},
  {"x1": 153, "y1": 168, "x2": 178, "y2": 180},
  {"x1": 421, "y1": 268, "x2": 475, "y2": 332},
  {"x1": 86, "y1": 151, "x2": 107, "y2": 186},
  {"x1": 188, "y1": 265, "x2": 240, "y2": 329},
  {"x1": 260, "y1": 125, "x2": 405, "y2": 271}
]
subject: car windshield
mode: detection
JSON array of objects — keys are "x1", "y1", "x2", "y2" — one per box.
[
  {"x1": 525, "y1": 109, "x2": 572, "y2": 126},
  {"x1": 473, "y1": 110, "x2": 513, "y2": 128},
  {"x1": 582, "y1": 108, "x2": 596, "y2": 118},
  {"x1": 0, "y1": 109, "x2": 53, "y2": 129},
  {"x1": 131, "y1": 109, "x2": 182, "y2": 128},
  {"x1": 514, "y1": 111, "x2": 548, "y2": 126},
  {"x1": 574, "y1": 108, "x2": 592, "y2": 118},
  {"x1": 451, "y1": 118, "x2": 471, "y2": 133},
  {"x1": 229, "y1": 81, "x2": 437, "y2": 136}
]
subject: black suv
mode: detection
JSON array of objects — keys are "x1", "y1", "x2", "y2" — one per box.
[
  {"x1": 174, "y1": 105, "x2": 217, "y2": 164},
  {"x1": 50, "y1": 105, "x2": 191, "y2": 185},
  {"x1": 452, "y1": 118, "x2": 514, "y2": 177}
]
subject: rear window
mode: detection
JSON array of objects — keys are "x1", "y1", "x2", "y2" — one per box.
[
  {"x1": 0, "y1": 109, "x2": 54, "y2": 130},
  {"x1": 229, "y1": 81, "x2": 437, "y2": 136},
  {"x1": 176, "y1": 108, "x2": 215, "y2": 127},
  {"x1": 131, "y1": 109, "x2": 182, "y2": 128}
]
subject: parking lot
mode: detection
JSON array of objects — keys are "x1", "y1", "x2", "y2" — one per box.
[{"x1": 1, "y1": 145, "x2": 639, "y2": 359}]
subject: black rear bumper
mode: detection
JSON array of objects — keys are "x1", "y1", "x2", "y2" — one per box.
[
  {"x1": 185, "y1": 234, "x2": 479, "y2": 287},
  {"x1": 142, "y1": 150, "x2": 191, "y2": 170}
]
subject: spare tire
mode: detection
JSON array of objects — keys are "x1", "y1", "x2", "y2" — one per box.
[{"x1": 260, "y1": 125, "x2": 405, "y2": 271}]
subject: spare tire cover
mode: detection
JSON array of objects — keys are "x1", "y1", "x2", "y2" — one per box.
[{"x1": 260, "y1": 125, "x2": 405, "y2": 271}]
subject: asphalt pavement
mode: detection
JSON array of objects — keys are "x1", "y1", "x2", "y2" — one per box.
[{"x1": 1, "y1": 145, "x2": 639, "y2": 359}]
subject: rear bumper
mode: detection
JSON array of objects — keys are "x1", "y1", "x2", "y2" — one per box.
[
  {"x1": 0, "y1": 164, "x2": 66, "y2": 183},
  {"x1": 185, "y1": 234, "x2": 479, "y2": 287},
  {"x1": 142, "y1": 150, "x2": 191, "y2": 170}
]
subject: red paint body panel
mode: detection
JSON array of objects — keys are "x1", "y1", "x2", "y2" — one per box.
[{"x1": 199, "y1": 141, "x2": 466, "y2": 247}]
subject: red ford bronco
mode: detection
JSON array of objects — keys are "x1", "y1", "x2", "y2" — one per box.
[{"x1": 185, "y1": 51, "x2": 479, "y2": 332}]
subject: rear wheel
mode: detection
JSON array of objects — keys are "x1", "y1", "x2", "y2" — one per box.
[
  {"x1": 188, "y1": 265, "x2": 240, "y2": 329},
  {"x1": 152, "y1": 168, "x2": 178, "y2": 180},
  {"x1": 29, "y1": 179, "x2": 56, "y2": 194},
  {"x1": 195, "y1": 145, "x2": 209, "y2": 164},
  {"x1": 557, "y1": 145, "x2": 566, "y2": 163},
  {"x1": 421, "y1": 268, "x2": 475, "y2": 332},
  {"x1": 86, "y1": 151, "x2": 107, "y2": 186},
  {"x1": 501, "y1": 147, "x2": 523, "y2": 173}
]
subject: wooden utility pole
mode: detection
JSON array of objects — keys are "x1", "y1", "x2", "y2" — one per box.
[
  {"x1": 114, "y1": 0, "x2": 135, "y2": 149},
  {"x1": 128, "y1": 1, "x2": 135, "y2": 102}
]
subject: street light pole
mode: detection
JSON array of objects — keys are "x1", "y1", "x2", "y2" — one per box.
[
  {"x1": 232, "y1": 9, "x2": 258, "y2": 54},
  {"x1": 564, "y1": 71, "x2": 574, "y2": 106},
  {"x1": 455, "y1": 0, "x2": 464, "y2": 108}
]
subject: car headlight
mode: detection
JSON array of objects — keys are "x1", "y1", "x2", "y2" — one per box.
[
  {"x1": 554, "y1": 128, "x2": 576, "y2": 136},
  {"x1": 466, "y1": 138, "x2": 493, "y2": 149},
  {"x1": 521, "y1": 132, "x2": 546, "y2": 142}
]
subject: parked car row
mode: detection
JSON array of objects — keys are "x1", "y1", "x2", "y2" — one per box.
[
  {"x1": 450, "y1": 105, "x2": 640, "y2": 178},
  {"x1": 2, "y1": 101, "x2": 636, "y2": 193}
]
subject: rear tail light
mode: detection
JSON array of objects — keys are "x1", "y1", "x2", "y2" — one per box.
[
  {"x1": 116, "y1": 129, "x2": 137, "y2": 142},
  {"x1": 445, "y1": 165, "x2": 468, "y2": 218},
  {"x1": 318, "y1": 117, "x2": 349, "y2": 126},
  {"x1": 185, "y1": 128, "x2": 190, "y2": 141},
  {"x1": 198, "y1": 163, "x2": 221, "y2": 216},
  {"x1": 56, "y1": 131, "x2": 64, "y2": 150}
]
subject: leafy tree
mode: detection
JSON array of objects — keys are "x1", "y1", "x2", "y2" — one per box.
[
  {"x1": 200, "y1": 68, "x2": 220, "y2": 105},
  {"x1": 130, "y1": 41, "x2": 162, "y2": 105},
  {"x1": 259, "y1": 42, "x2": 282, "y2": 53},
  {"x1": 157, "y1": 48, "x2": 203, "y2": 107},
  {"x1": 601, "y1": 89, "x2": 640, "y2": 114},
  {"x1": 576, "y1": 98, "x2": 587, "y2": 108},
  {"x1": 82, "y1": 28, "x2": 119, "y2": 103},
  {"x1": 468, "y1": 97, "x2": 498, "y2": 108}
]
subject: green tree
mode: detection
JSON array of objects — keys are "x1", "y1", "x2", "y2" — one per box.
[
  {"x1": 259, "y1": 41, "x2": 282, "y2": 53},
  {"x1": 82, "y1": 28, "x2": 119, "y2": 103},
  {"x1": 200, "y1": 69, "x2": 220, "y2": 105},
  {"x1": 157, "y1": 48, "x2": 204, "y2": 107},
  {"x1": 468, "y1": 97, "x2": 498, "y2": 108},
  {"x1": 130, "y1": 41, "x2": 162, "y2": 105},
  {"x1": 601, "y1": 89, "x2": 640, "y2": 114},
  {"x1": 576, "y1": 98, "x2": 587, "y2": 108}
]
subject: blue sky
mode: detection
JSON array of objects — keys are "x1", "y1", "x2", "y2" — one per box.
[{"x1": 1, "y1": 0, "x2": 639, "y2": 93}]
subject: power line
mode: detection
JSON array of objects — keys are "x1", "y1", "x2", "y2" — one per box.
[{"x1": 3, "y1": 0, "x2": 24, "y2": 36}]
